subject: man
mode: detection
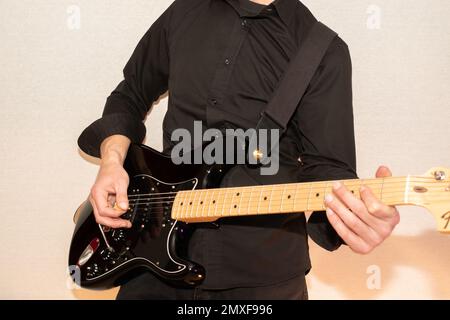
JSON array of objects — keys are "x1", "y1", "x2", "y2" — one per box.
[{"x1": 78, "y1": 0, "x2": 400, "y2": 299}]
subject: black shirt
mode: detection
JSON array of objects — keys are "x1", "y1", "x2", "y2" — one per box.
[{"x1": 78, "y1": 0, "x2": 357, "y2": 289}]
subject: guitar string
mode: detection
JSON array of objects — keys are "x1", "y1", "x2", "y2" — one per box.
[
  {"x1": 125, "y1": 182, "x2": 447, "y2": 202},
  {"x1": 122, "y1": 193, "x2": 447, "y2": 210},
  {"x1": 123, "y1": 182, "x2": 447, "y2": 206},
  {"x1": 128, "y1": 180, "x2": 447, "y2": 200},
  {"x1": 125, "y1": 178, "x2": 443, "y2": 200},
  {"x1": 124, "y1": 177, "x2": 445, "y2": 197},
  {"x1": 125, "y1": 177, "x2": 444, "y2": 200}
]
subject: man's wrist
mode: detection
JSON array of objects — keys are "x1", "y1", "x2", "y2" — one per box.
[
  {"x1": 101, "y1": 149, "x2": 125, "y2": 166},
  {"x1": 100, "y1": 135, "x2": 131, "y2": 166}
]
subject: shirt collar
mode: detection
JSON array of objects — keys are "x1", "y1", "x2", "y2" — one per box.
[
  {"x1": 272, "y1": 0, "x2": 297, "y2": 27},
  {"x1": 222, "y1": 0, "x2": 298, "y2": 26}
]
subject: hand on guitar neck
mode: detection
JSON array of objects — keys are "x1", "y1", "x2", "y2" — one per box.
[{"x1": 324, "y1": 166, "x2": 400, "y2": 254}]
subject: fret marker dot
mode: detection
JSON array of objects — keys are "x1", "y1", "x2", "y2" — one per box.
[
  {"x1": 288, "y1": 195, "x2": 291, "y2": 199},
  {"x1": 236, "y1": 193, "x2": 240, "y2": 196},
  {"x1": 200, "y1": 201, "x2": 203, "y2": 205},
  {"x1": 189, "y1": 202, "x2": 192, "y2": 205},
  {"x1": 212, "y1": 200, "x2": 216, "y2": 204},
  {"x1": 234, "y1": 205, "x2": 237, "y2": 209},
  {"x1": 316, "y1": 193, "x2": 320, "y2": 197},
  {"x1": 264, "y1": 197, "x2": 267, "y2": 201}
]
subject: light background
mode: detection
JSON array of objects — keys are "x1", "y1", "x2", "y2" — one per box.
[{"x1": 0, "y1": 0, "x2": 449, "y2": 299}]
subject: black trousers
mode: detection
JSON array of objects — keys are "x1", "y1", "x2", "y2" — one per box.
[{"x1": 116, "y1": 272, "x2": 308, "y2": 300}]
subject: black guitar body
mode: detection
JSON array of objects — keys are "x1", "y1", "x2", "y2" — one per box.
[{"x1": 68, "y1": 144, "x2": 231, "y2": 289}]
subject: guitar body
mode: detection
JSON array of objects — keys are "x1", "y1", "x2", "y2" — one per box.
[{"x1": 68, "y1": 144, "x2": 230, "y2": 289}]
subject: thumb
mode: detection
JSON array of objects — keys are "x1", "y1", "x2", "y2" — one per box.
[
  {"x1": 376, "y1": 165, "x2": 392, "y2": 178},
  {"x1": 115, "y1": 183, "x2": 129, "y2": 211}
]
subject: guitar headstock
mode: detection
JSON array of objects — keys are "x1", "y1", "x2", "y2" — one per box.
[{"x1": 413, "y1": 167, "x2": 450, "y2": 234}]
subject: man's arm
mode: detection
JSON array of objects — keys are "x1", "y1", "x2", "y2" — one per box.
[
  {"x1": 78, "y1": 5, "x2": 172, "y2": 158},
  {"x1": 295, "y1": 36, "x2": 357, "y2": 251},
  {"x1": 89, "y1": 135, "x2": 132, "y2": 228},
  {"x1": 78, "y1": 5, "x2": 173, "y2": 228},
  {"x1": 295, "y1": 37, "x2": 399, "y2": 253}
]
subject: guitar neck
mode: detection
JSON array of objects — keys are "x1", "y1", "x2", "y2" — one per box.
[{"x1": 172, "y1": 176, "x2": 424, "y2": 223}]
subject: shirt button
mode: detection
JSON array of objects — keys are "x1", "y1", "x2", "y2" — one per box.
[
  {"x1": 241, "y1": 19, "x2": 247, "y2": 27},
  {"x1": 224, "y1": 59, "x2": 231, "y2": 65},
  {"x1": 210, "y1": 98, "x2": 217, "y2": 105}
]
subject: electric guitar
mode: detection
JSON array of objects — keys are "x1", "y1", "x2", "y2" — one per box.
[{"x1": 68, "y1": 143, "x2": 450, "y2": 289}]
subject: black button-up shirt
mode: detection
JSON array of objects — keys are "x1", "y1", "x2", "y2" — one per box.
[{"x1": 78, "y1": 0, "x2": 358, "y2": 289}]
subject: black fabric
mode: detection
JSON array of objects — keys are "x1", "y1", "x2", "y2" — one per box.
[
  {"x1": 253, "y1": 21, "x2": 337, "y2": 163},
  {"x1": 77, "y1": 0, "x2": 358, "y2": 290},
  {"x1": 116, "y1": 271, "x2": 308, "y2": 300},
  {"x1": 257, "y1": 21, "x2": 337, "y2": 132}
]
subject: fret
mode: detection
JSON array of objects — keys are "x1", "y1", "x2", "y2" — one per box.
[
  {"x1": 227, "y1": 189, "x2": 234, "y2": 216},
  {"x1": 191, "y1": 189, "x2": 198, "y2": 218},
  {"x1": 247, "y1": 187, "x2": 254, "y2": 215},
  {"x1": 280, "y1": 185, "x2": 286, "y2": 212},
  {"x1": 202, "y1": 189, "x2": 210, "y2": 218},
  {"x1": 322, "y1": 182, "x2": 329, "y2": 211},
  {"x1": 230, "y1": 189, "x2": 237, "y2": 215},
  {"x1": 229, "y1": 188, "x2": 237, "y2": 216},
  {"x1": 209, "y1": 190, "x2": 214, "y2": 217},
  {"x1": 311, "y1": 182, "x2": 319, "y2": 211},
  {"x1": 293, "y1": 184, "x2": 300, "y2": 212},
  {"x1": 172, "y1": 192, "x2": 178, "y2": 218},
  {"x1": 357, "y1": 179, "x2": 363, "y2": 199},
  {"x1": 220, "y1": 188, "x2": 227, "y2": 217},
  {"x1": 237, "y1": 188, "x2": 244, "y2": 215},
  {"x1": 185, "y1": 191, "x2": 192, "y2": 218},
  {"x1": 257, "y1": 187, "x2": 263, "y2": 214},
  {"x1": 177, "y1": 191, "x2": 183, "y2": 219},
  {"x1": 380, "y1": 178, "x2": 385, "y2": 202},
  {"x1": 306, "y1": 182, "x2": 313, "y2": 211},
  {"x1": 268, "y1": 185, "x2": 274, "y2": 212},
  {"x1": 213, "y1": 189, "x2": 219, "y2": 218},
  {"x1": 227, "y1": 189, "x2": 233, "y2": 216}
]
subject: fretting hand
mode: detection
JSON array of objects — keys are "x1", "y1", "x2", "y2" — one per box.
[{"x1": 325, "y1": 166, "x2": 400, "y2": 254}]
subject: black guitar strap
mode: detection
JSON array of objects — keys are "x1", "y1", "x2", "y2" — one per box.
[{"x1": 252, "y1": 21, "x2": 337, "y2": 161}]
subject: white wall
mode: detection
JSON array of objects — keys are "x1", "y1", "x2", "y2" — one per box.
[{"x1": 0, "y1": 0, "x2": 449, "y2": 299}]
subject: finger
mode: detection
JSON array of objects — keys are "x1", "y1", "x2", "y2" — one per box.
[
  {"x1": 91, "y1": 186, "x2": 126, "y2": 218},
  {"x1": 325, "y1": 208, "x2": 372, "y2": 254},
  {"x1": 90, "y1": 196, "x2": 131, "y2": 229},
  {"x1": 360, "y1": 186, "x2": 397, "y2": 220},
  {"x1": 107, "y1": 194, "x2": 116, "y2": 207},
  {"x1": 324, "y1": 192, "x2": 372, "y2": 238},
  {"x1": 331, "y1": 182, "x2": 377, "y2": 227},
  {"x1": 376, "y1": 165, "x2": 392, "y2": 178}
]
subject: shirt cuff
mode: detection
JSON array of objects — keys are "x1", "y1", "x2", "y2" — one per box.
[
  {"x1": 77, "y1": 113, "x2": 146, "y2": 158},
  {"x1": 307, "y1": 211, "x2": 344, "y2": 251}
]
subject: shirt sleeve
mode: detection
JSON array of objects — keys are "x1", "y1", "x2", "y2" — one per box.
[
  {"x1": 294, "y1": 36, "x2": 358, "y2": 251},
  {"x1": 77, "y1": 6, "x2": 172, "y2": 158}
]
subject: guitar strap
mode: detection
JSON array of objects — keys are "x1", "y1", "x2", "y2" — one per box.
[{"x1": 252, "y1": 21, "x2": 338, "y2": 161}]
